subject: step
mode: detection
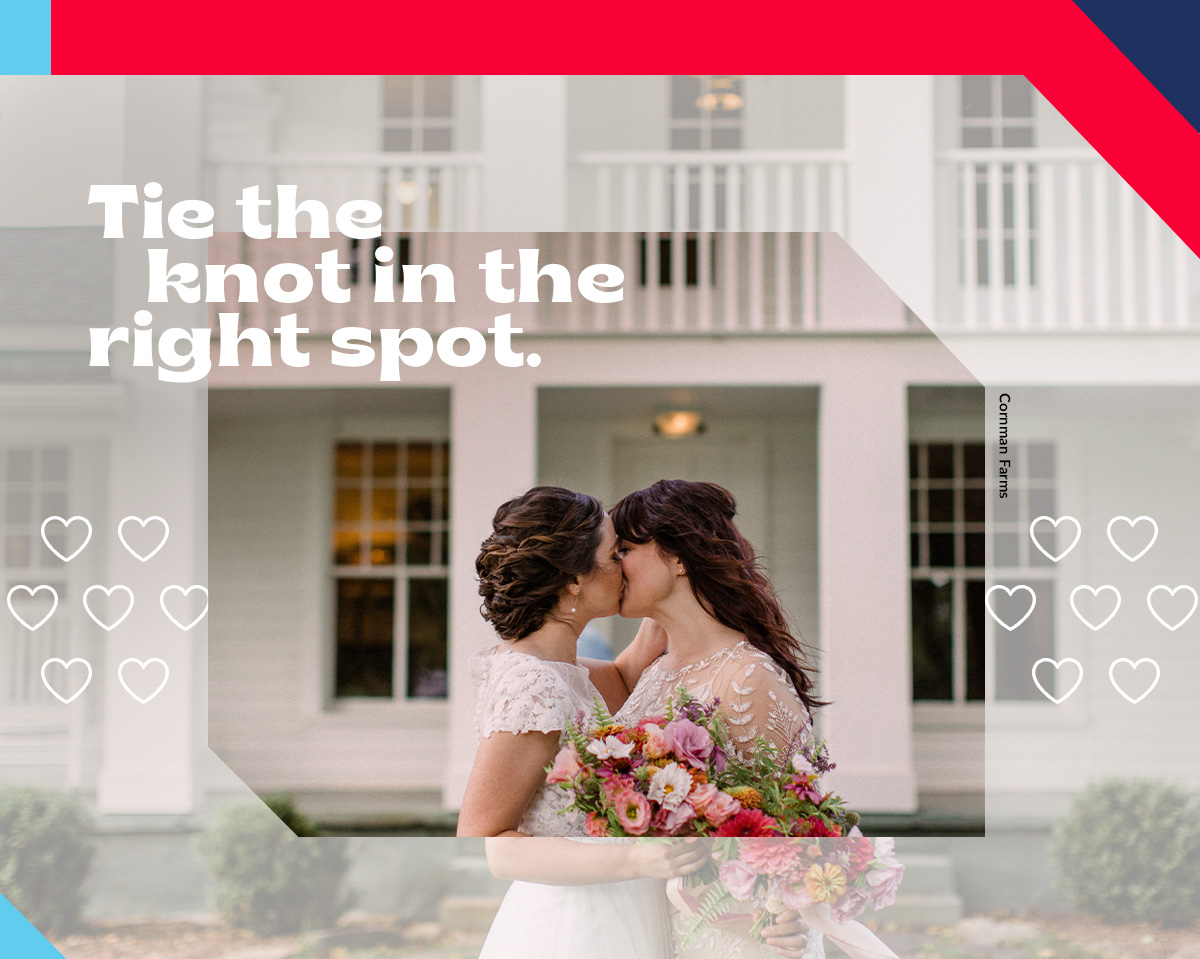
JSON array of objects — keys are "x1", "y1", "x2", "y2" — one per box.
[
  {"x1": 886, "y1": 853, "x2": 958, "y2": 896},
  {"x1": 871, "y1": 892, "x2": 964, "y2": 928},
  {"x1": 438, "y1": 895, "x2": 504, "y2": 932}
]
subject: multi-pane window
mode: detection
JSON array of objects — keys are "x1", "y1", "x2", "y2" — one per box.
[
  {"x1": 990, "y1": 442, "x2": 1058, "y2": 702},
  {"x1": 960, "y1": 75, "x2": 1038, "y2": 287},
  {"x1": 669, "y1": 76, "x2": 744, "y2": 150},
  {"x1": 909, "y1": 442, "x2": 986, "y2": 703},
  {"x1": 2, "y1": 447, "x2": 71, "y2": 705},
  {"x1": 382, "y1": 76, "x2": 454, "y2": 152},
  {"x1": 331, "y1": 441, "x2": 450, "y2": 700}
]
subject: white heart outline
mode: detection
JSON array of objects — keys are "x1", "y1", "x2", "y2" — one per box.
[
  {"x1": 117, "y1": 515, "x2": 170, "y2": 562},
  {"x1": 985, "y1": 584, "x2": 1036, "y2": 631},
  {"x1": 83, "y1": 585, "x2": 135, "y2": 632},
  {"x1": 1028, "y1": 515, "x2": 1081, "y2": 563},
  {"x1": 1108, "y1": 657, "x2": 1161, "y2": 705},
  {"x1": 159, "y1": 585, "x2": 209, "y2": 631},
  {"x1": 40, "y1": 515, "x2": 93, "y2": 563},
  {"x1": 1106, "y1": 515, "x2": 1158, "y2": 562},
  {"x1": 40, "y1": 657, "x2": 92, "y2": 704},
  {"x1": 1032, "y1": 657, "x2": 1083, "y2": 705},
  {"x1": 1069, "y1": 585, "x2": 1122, "y2": 632},
  {"x1": 6, "y1": 585, "x2": 59, "y2": 631},
  {"x1": 117, "y1": 657, "x2": 169, "y2": 704},
  {"x1": 1147, "y1": 585, "x2": 1198, "y2": 632}
]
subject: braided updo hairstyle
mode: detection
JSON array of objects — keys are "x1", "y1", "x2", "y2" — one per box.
[{"x1": 477, "y1": 486, "x2": 607, "y2": 640}]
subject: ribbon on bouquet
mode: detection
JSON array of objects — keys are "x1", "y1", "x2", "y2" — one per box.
[{"x1": 796, "y1": 903, "x2": 901, "y2": 959}]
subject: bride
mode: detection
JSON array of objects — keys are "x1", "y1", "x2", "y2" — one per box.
[{"x1": 459, "y1": 483, "x2": 897, "y2": 959}]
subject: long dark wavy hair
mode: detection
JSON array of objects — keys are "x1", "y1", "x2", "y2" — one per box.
[{"x1": 611, "y1": 479, "x2": 825, "y2": 713}]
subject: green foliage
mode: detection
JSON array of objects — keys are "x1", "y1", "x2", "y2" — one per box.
[
  {"x1": 1051, "y1": 779, "x2": 1200, "y2": 924},
  {"x1": 0, "y1": 786, "x2": 94, "y2": 934},
  {"x1": 197, "y1": 795, "x2": 352, "y2": 936}
]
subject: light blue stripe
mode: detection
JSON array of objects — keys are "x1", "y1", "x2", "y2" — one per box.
[
  {"x1": 0, "y1": 0, "x2": 52, "y2": 75},
  {"x1": 0, "y1": 894, "x2": 66, "y2": 957}
]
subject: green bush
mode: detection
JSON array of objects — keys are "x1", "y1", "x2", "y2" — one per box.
[
  {"x1": 197, "y1": 795, "x2": 352, "y2": 936},
  {"x1": 1052, "y1": 779, "x2": 1200, "y2": 924},
  {"x1": 0, "y1": 786, "x2": 95, "y2": 934}
]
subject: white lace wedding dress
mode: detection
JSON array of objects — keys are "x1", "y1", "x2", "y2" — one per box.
[
  {"x1": 472, "y1": 644, "x2": 674, "y2": 959},
  {"x1": 613, "y1": 640, "x2": 826, "y2": 959}
]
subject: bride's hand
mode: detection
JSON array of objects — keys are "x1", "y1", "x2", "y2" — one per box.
[
  {"x1": 761, "y1": 908, "x2": 810, "y2": 958},
  {"x1": 632, "y1": 838, "x2": 709, "y2": 879}
]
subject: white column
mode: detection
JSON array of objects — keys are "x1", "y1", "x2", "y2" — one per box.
[
  {"x1": 443, "y1": 373, "x2": 538, "y2": 808},
  {"x1": 95, "y1": 77, "x2": 205, "y2": 814},
  {"x1": 817, "y1": 372, "x2": 918, "y2": 813},
  {"x1": 846, "y1": 75, "x2": 936, "y2": 325},
  {"x1": 480, "y1": 76, "x2": 569, "y2": 231}
]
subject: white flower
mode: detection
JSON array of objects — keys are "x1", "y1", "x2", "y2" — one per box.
[
  {"x1": 647, "y1": 762, "x2": 693, "y2": 811},
  {"x1": 792, "y1": 752, "x2": 815, "y2": 776},
  {"x1": 587, "y1": 735, "x2": 635, "y2": 760}
]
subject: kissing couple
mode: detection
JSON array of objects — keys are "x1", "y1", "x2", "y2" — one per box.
[{"x1": 458, "y1": 480, "x2": 901, "y2": 959}]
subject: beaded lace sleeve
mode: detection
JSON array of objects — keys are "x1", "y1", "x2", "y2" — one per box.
[
  {"x1": 712, "y1": 650, "x2": 814, "y2": 759},
  {"x1": 473, "y1": 651, "x2": 579, "y2": 739}
]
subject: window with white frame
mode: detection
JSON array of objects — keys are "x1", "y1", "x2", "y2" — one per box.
[
  {"x1": 669, "y1": 76, "x2": 744, "y2": 150},
  {"x1": 331, "y1": 441, "x2": 449, "y2": 700},
  {"x1": 960, "y1": 75, "x2": 1038, "y2": 287},
  {"x1": 2, "y1": 446, "x2": 72, "y2": 706},
  {"x1": 382, "y1": 76, "x2": 454, "y2": 152}
]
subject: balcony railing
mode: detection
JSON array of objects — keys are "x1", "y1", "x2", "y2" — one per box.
[
  {"x1": 937, "y1": 148, "x2": 1195, "y2": 330},
  {"x1": 571, "y1": 150, "x2": 849, "y2": 233},
  {"x1": 207, "y1": 153, "x2": 485, "y2": 232}
]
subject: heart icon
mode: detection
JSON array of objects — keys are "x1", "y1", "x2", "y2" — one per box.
[
  {"x1": 1028, "y1": 515, "x2": 1081, "y2": 563},
  {"x1": 7, "y1": 585, "x2": 59, "y2": 631},
  {"x1": 118, "y1": 515, "x2": 170, "y2": 563},
  {"x1": 40, "y1": 658, "x2": 93, "y2": 704},
  {"x1": 83, "y1": 585, "x2": 135, "y2": 631},
  {"x1": 159, "y1": 585, "x2": 209, "y2": 631},
  {"x1": 1106, "y1": 515, "x2": 1158, "y2": 562},
  {"x1": 1069, "y1": 585, "x2": 1121, "y2": 632},
  {"x1": 1109, "y1": 657, "x2": 1160, "y2": 704},
  {"x1": 40, "y1": 516, "x2": 93, "y2": 562},
  {"x1": 1032, "y1": 657, "x2": 1083, "y2": 705},
  {"x1": 1147, "y1": 585, "x2": 1198, "y2": 631},
  {"x1": 985, "y1": 584, "x2": 1036, "y2": 631},
  {"x1": 117, "y1": 657, "x2": 169, "y2": 704}
]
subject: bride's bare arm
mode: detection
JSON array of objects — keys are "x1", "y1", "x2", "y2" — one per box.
[
  {"x1": 581, "y1": 618, "x2": 669, "y2": 712},
  {"x1": 457, "y1": 729, "x2": 560, "y2": 836},
  {"x1": 485, "y1": 836, "x2": 708, "y2": 884}
]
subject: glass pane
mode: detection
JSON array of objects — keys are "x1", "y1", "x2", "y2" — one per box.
[
  {"x1": 1001, "y1": 126, "x2": 1034, "y2": 148},
  {"x1": 407, "y1": 443, "x2": 434, "y2": 478},
  {"x1": 965, "y1": 580, "x2": 986, "y2": 701},
  {"x1": 1001, "y1": 75, "x2": 1034, "y2": 118},
  {"x1": 373, "y1": 486, "x2": 397, "y2": 522},
  {"x1": 407, "y1": 530, "x2": 432, "y2": 565},
  {"x1": 6, "y1": 449, "x2": 33, "y2": 482},
  {"x1": 1028, "y1": 488, "x2": 1056, "y2": 520},
  {"x1": 440, "y1": 534, "x2": 449, "y2": 566},
  {"x1": 995, "y1": 579, "x2": 1054, "y2": 701},
  {"x1": 336, "y1": 488, "x2": 362, "y2": 523},
  {"x1": 370, "y1": 531, "x2": 397, "y2": 565},
  {"x1": 961, "y1": 126, "x2": 994, "y2": 148},
  {"x1": 964, "y1": 532, "x2": 985, "y2": 568},
  {"x1": 912, "y1": 579, "x2": 953, "y2": 700},
  {"x1": 41, "y1": 449, "x2": 68, "y2": 482},
  {"x1": 406, "y1": 486, "x2": 433, "y2": 522},
  {"x1": 431, "y1": 487, "x2": 447, "y2": 522},
  {"x1": 383, "y1": 76, "x2": 414, "y2": 118},
  {"x1": 963, "y1": 443, "x2": 985, "y2": 478},
  {"x1": 994, "y1": 488, "x2": 1019, "y2": 523},
  {"x1": 1027, "y1": 443, "x2": 1056, "y2": 479},
  {"x1": 963, "y1": 488, "x2": 985, "y2": 523},
  {"x1": 710, "y1": 127, "x2": 742, "y2": 150},
  {"x1": 384, "y1": 128, "x2": 414, "y2": 152},
  {"x1": 960, "y1": 75, "x2": 993, "y2": 118},
  {"x1": 335, "y1": 578, "x2": 394, "y2": 697},
  {"x1": 39, "y1": 491, "x2": 67, "y2": 518},
  {"x1": 909, "y1": 488, "x2": 919, "y2": 522},
  {"x1": 6, "y1": 534, "x2": 31, "y2": 567},
  {"x1": 333, "y1": 530, "x2": 361, "y2": 565},
  {"x1": 407, "y1": 577, "x2": 448, "y2": 698},
  {"x1": 423, "y1": 127, "x2": 453, "y2": 152},
  {"x1": 927, "y1": 444, "x2": 955, "y2": 479},
  {"x1": 908, "y1": 443, "x2": 920, "y2": 479},
  {"x1": 671, "y1": 128, "x2": 701, "y2": 151},
  {"x1": 928, "y1": 489, "x2": 955, "y2": 523},
  {"x1": 910, "y1": 532, "x2": 921, "y2": 568},
  {"x1": 671, "y1": 76, "x2": 702, "y2": 120},
  {"x1": 336, "y1": 443, "x2": 364, "y2": 479},
  {"x1": 929, "y1": 533, "x2": 955, "y2": 567},
  {"x1": 439, "y1": 444, "x2": 450, "y2": 479},
  {"x1": 993, "y1": 532, "x2": 1020, "y2": 567},
  {"x1": 6, "y1": 491, "x2": 32, "y2": 523},
  {"x1": 372, "y1": 443, "x2": 398, "y2": 479},
  {"x1": 423, "y1": 76, "x2": 454, "y2": 118}
]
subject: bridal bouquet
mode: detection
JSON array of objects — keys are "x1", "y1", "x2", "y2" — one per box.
[{"x1": 544, "y1": 689, "x2": 859, "y2": 838}]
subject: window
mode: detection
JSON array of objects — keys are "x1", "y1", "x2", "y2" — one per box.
[
  {"x1": 2, "y1": 446, "x2": 72, "y2": 705},
  {"x1": 959, "y1": 75, "x2": 1038, "y2": 288},
  {"x1": 990, "y1": 441, "x2": 1058, "y2": 702},
  {"x1": 638, "y1": 234, "x2": 716, "y2": 286},
  {"x1": 909, "y1": 442, "x2": 986, "y2": 703},
  {"x1": 670, "y1": 76, "x2": 744, "y2": 150},
  {"x1": 382, "y1": 76, "x2": 454, "y2": 152},
  {"x1": 331, "y1": 441, "x2": 450, "y2": 700}
]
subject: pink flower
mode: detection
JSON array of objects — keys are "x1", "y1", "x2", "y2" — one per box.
[
  {"x1": 651, "y1": 799, "x2": 696, "y2": 835},
  {"x1": 688, "y1": 781, "x2": 720, "y2": 815},
  {"x1": 642, "y1": 723, "x2": 672, "y2": 760},
  {"x1": 866, "y1": 862, "x2": 905, "y2": 910},
  {"x1": 545, "y1": 742, "x2": 584, "y2": 783},
  {"x1": 585, "y1": 812, "x2": 610, "y2": 837},
  {"x1": 601, "y1": 774, "x2": 638, "y2": 803},
  {"x1": 739, "y1": 838, "x2": 805, "y2": 877},
  {"x1": 607, "y1": 782, "x2": 651, "y2": 835},
  {"x1": 718, "y1": 859, "x2": 760, "y2": 901},
  {"x1": 664, "y1": 719, "x2": 714, "y2": 769},
  {"x1": 831, "y1": 885, "x2": 873, "y2": 924},
  {"x1": 704, "y1": 790, "x2": 743, "y2": 826}
]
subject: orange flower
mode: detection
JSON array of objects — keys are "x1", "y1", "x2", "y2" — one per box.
[
  {"x1": 804, "y1": 862, "x2": 847, "y2": 904},
  {"x1": 728, "y1": 785, "x2": 763, "y2": 809}
]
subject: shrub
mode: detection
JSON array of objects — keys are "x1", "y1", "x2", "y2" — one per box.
[
  {"x1": 0, "y1": 786, "x2": 95, "y2": 934},
  {"x1": 1052, "y1": 778, "x2": 1200, "y2": 924},
  {"x1": 197, "y1": 795, "x2": 352, "y2": 936}
]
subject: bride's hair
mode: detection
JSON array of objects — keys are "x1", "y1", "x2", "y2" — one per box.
[
  {"x1": 477, "y1": 486, "x2": 607, "y2": 640},
  {"x1": 611, "y1": 479, "x2": 825, "y2": 713}
]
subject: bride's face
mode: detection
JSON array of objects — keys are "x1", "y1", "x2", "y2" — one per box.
[
  {"x1": 574, "y1": 514, "x2": 624, "y2": 619},
  {"x1": 616, "y1": 538, "x2": 679, "y2": 619}
]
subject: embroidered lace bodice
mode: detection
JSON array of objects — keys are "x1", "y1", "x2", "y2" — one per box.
[{"x1": 471, "y1": 644, "x2": 602, "y2": 837}]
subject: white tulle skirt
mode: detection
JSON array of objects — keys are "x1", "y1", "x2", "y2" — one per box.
[{"x1": 478, "y1": 877, "x2": 673, "y2": 959}]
